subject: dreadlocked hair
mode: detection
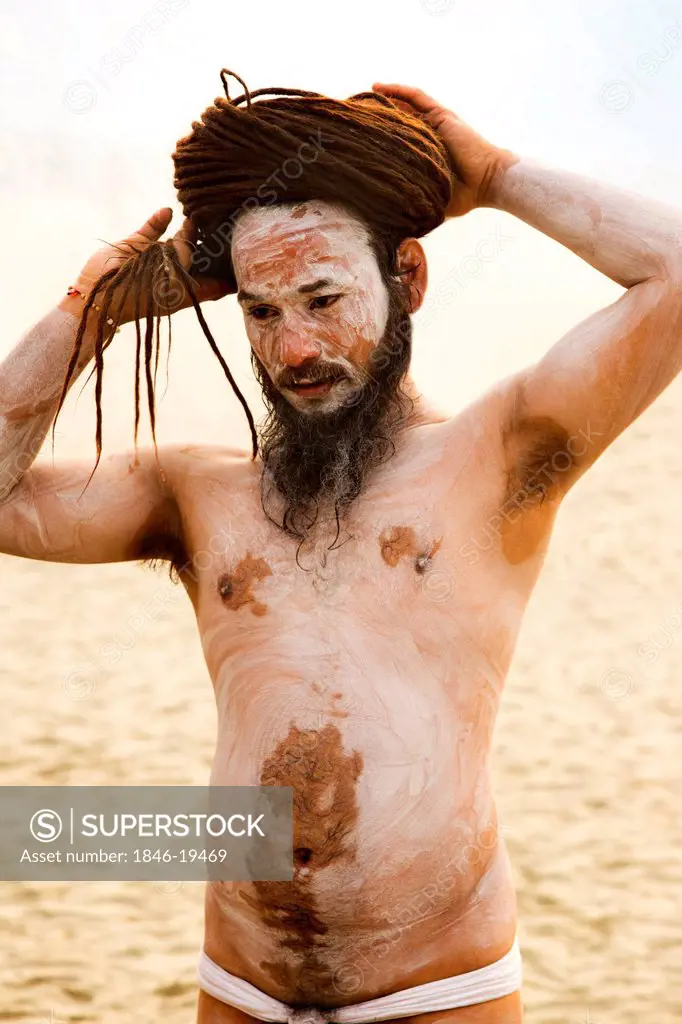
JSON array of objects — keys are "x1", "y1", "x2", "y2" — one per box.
[{"x1": 54, "y1": 67, "x2": 454, "y2": 486}]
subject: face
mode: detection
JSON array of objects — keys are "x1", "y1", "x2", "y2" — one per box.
[
  {"x1": 230, "y1": 200, "x2": 421, "y2": 549},
  {"x1": 232, "y1": 201, "x2": 391, "y2": 415}
]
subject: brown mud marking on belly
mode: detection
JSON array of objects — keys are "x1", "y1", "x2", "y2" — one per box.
[
  {"x1": 241, "y1": 723, "x2": 363, "y2": 1003},
  {"x1": 217, "y1": 553, "x2": 272, "y2": 616},
  {"x1": 380, "y1": 526, "x2": 443, "y2": 575}
]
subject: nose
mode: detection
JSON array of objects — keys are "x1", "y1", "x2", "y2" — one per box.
[{"x1": 278, "y1": 322, "x2": 322, "y2": 367}]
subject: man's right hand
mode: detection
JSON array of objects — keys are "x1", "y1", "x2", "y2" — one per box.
[{"x1": 59, "y1": 208, "x2": 232, "y2": 326}]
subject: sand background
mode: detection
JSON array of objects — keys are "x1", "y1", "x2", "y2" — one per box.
[{"x1": 3, "y1": 2, "x2": 682, "y2": 1018}]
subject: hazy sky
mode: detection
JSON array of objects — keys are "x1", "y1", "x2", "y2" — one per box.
[{"x1": 1, "y1": 0, "x2": 681, "y2": 453}]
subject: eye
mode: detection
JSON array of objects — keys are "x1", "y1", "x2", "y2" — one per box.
[
  {"x1": 309, "y1": 294, "x2": 342, "y2": 311},
  {"x1": 248, "y1": 305, "x2": 278, "y2": 322}
]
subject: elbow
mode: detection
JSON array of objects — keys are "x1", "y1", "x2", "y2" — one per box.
[
  {"x1": 656, "y1": 250, "x2": 682, "y2": 288},
  {"x1": 650, "y1": 260, "x2": 682, "y2": 332}
]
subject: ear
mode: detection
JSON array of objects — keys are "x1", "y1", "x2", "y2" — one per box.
[{"x1": 395, "y1": 238, "x2": 427, "y2": 313}]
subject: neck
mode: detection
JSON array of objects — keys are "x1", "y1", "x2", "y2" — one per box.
[{"x1": 401, "y1": 374, "x2": 448, "y2": 428}]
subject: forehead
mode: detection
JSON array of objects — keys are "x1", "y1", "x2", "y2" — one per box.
[{"x1": 231, "y1": 201, "x2": 376, "y2": 290}]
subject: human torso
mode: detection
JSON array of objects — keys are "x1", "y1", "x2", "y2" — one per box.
[{"x1": 170, "y1": 393, "x2": 558, "y2": 1006}]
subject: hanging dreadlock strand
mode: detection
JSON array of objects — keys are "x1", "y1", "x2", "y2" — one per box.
[
  {"x1": 160, "y1": 312, "x2": 172, "y2": 403},
  {"x1": 77, "y1": 266, "x2": 123, "y2": 499},
  {"x1": 165, "y1": 246, "x2": 259, "y2": 458},
  {"x1": 131, "y1": 252, "x2": 148, "y2": 456},
  {"x1": 78, "y1": 262, "x2": 137, "y2": 397},
  {"x1": 143, "y1": 296, "x2": 157, "y2": 456},
  {"x1": 153, "y1": 307, "x2": 162, "y2": 393},
  {"x1": 91, "y1": 282, "x2": 114, "y2": 470},
  {"x1": 53, "y1": 262, "x2": 120, "y2": 438}
]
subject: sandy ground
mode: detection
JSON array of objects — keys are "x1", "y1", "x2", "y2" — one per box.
[{"x1": 2, "y1": 371, "x2": 682, "y2": 1024}]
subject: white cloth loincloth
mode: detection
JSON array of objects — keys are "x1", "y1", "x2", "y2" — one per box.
[{"x1": 197, "y1": 939, "x2": 522, "y2": 1023}]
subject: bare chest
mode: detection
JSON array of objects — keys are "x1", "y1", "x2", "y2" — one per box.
[
  {"x1": 177, "y1": 431, "x2": 529, "y2": 695},
  {"x1": 184, "y1": 462, "x2": 458, "y2": 623}
]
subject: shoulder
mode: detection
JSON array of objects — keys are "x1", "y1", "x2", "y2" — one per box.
[
  {"x1": 433, "y1": 374, "x2": 571, "y2": 565},
  {"x1": 156, "y1": 443, "x2": 259, "y2": 533},
  {"x1": 158, "y1": 441, "x2": 254, "y2": 462},
  {"x1": 135, "y1": 443, "x2": 257, "y2": 584},
  {"x1": 157, "y1": 442, "x2": 256, "y2": 482},
  {"x1": 434, "y1": 373, "x2": 522, "y2": 471},
  {"x1": 436, "y1": 369, "x2": 577, "y2": 512}
]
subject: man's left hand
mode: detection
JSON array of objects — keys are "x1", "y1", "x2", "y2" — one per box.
[{"x1": 372, "y1": 82, "x2": 516, "y2": 218}]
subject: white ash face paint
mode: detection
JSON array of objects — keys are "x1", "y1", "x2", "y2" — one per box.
[{"x1": 231, "y1": 201, "x2": 391, "y2": 415}]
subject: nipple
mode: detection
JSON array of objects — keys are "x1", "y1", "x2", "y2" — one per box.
[{"x1": 415, "y1": 537, "x2": 443, "y2": 574}]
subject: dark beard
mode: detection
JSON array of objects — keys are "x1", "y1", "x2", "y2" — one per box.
[{"x1": 251, "y1": 294, "x2": 413, "y2": 546}]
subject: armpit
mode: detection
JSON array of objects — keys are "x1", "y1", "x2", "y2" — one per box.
[
  {"x1": 500, "y1": 366, "x2": 591, "y2": 510},
  {"x1": 131, "y1": 497, "x2": 189, "y2": 584},
  {"x1": 498, "y1": 411, "x2": 576, "y2": 565},
  {"x1": 503, "y1": 414, "x2": 574, "y2": 508}
]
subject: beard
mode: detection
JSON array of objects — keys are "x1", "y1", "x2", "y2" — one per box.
[{"x1": 251, "y1": 292, "x2": 413, "y2": 547}]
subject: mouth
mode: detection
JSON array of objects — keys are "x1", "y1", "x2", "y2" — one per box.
[{"x1": 285, "y1": 377, "x2": 342, "y2": 398}]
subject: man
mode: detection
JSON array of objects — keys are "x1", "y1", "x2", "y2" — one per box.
[{"x1": 2, "y1": 82, "x2": 681, "y2": 1023}]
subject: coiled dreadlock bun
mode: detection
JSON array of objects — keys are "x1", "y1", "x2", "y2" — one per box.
[{"x1": 174, "y1": 68, "x2": 453, "y2": 284}]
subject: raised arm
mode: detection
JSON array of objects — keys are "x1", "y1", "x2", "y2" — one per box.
[
  {"x1": 486, "y1": 160, "x2": 682, "y2": 486},
  {"x1": 0, "y1": 209, "x2": 228, "y2": 564},
  {"x1": 374, "y1": 82, "x2": 682, "y2": 497}
]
